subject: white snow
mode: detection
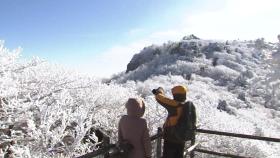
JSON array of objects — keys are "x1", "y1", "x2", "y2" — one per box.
[{"x1": 0, "y1": 37, "x2": 280, "y2": 158}]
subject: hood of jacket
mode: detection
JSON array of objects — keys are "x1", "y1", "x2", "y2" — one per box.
[{"x1": 125, "y1": 98, "x2": 145, "y2": 118}]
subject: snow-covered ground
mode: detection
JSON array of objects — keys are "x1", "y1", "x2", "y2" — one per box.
[{"x1": 0, "y1": 36, "x2": 280, "y2": 158}]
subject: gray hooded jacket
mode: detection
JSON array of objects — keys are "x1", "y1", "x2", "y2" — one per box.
[{"x1": 118, "y1": 98, "x2": 152, "y2": 158}]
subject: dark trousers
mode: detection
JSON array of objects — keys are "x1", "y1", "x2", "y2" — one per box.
[{"x1": 162, "y1": 140, "x2": 185, "y2": 158}]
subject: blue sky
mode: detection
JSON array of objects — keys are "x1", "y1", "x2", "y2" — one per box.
[
  {"x1": 1, "y1": 0, "x2": 280, "y2": 77},
  {"x1": 1, "y1": 0, "x2": 188, "y2": 58}
]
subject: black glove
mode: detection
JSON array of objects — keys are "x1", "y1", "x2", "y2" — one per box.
[
  {"x1": 152, "y1": 87, "x2": 163, "y2": 95},
  {"x1": 152, "y1": 89, "x2": 157, "y2": 95}
]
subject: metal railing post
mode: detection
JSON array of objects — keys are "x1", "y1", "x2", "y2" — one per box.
[
  {"x1": 103, "y1": 135, "x2": 110, "y2": 158},
  {"x1": 156, "y1": 127, "x2": 162, "y2": 158},
  {"x1": 190, "y1": 129, "x2": 196, "y2": 158}
]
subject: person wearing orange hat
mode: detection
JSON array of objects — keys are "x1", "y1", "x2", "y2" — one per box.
[{"x1": 152, "y1": 85, "x2": 196, "y2": 158}]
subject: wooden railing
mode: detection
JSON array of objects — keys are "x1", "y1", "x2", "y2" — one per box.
[
  {"x1": 194, "y1": 128, "x2": 280, "y2": 158},
  {"x1": 76, "y1": 128, "x2": 280, "y2": 158}
]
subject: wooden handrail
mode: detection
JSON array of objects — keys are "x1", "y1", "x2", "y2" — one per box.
[
  {"x1": 196, "y1": 128, "x2": 280, "y2": 142},
  {"x1": 76, "y1": 128, "x2": 280, "y2": 158},
  {"x1": 194, "y1": 128, "x2": 280, "y2": 158},
  {"x1": 76, "y1": 128, "x2": 163, "y2": 158}
]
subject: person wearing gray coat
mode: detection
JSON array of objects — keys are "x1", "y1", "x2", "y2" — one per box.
[{"x1": 118, "y1": 98, "x2": 152, "y2": 158}]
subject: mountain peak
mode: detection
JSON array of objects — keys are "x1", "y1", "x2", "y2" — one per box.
[{"x1": 182, "y1": 34, "x2": 200, "y2": 40}]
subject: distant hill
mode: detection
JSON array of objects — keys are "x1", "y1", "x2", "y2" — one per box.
[{"x1": 111, "y1": 35, "x2": 280, "y2": 111}]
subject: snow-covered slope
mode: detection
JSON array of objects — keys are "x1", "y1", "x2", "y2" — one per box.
[
  {"x1": 112, "y1": 36, "x2": 279, "y2": 111},
  {"x1": 0, "y1": 36, "x2": 280, "y2": 158}
]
